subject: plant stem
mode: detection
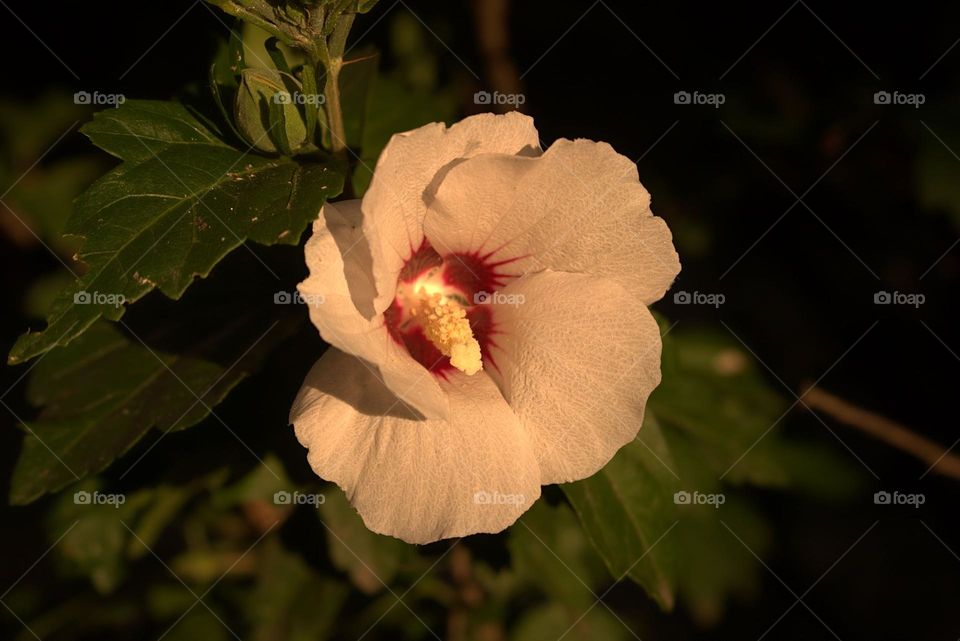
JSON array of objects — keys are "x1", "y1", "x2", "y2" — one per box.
[
  {"x1": 802, "y1": 384, "x2": 960, "y2": 480},
  {"x1": 321, "y1": 12, "x2": 355, "y2": 160},
  {"x1": 323, "y1": 57, "x2": 347, "y2": 155}
]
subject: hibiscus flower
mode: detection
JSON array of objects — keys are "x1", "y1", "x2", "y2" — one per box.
[{"x1": 290, "y1": 112, "x2": 680, "y2": 544}]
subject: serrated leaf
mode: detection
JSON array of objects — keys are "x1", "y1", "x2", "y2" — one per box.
[
  {"x1": 653, "y1": 328, "x2": 860, "y2": 493},
  {"x1": 9, "y1": 100, "x2": 343, "y2": 364},
  {"x1": 670, "y1": 494, "x2": 769, "y2": 627},
  {"x1": 81, "y1": 100, "x2": 230, "y2": 163},
  {"x1": 562, "y1": 415, "x2": 680, "y2": 610},
  {"x1": 565, "y1": 327, "x2": 857, "y2": 619},
  {"x1": 510, "y1": 500, "x2": 608, "y2": 609},
  {"x1": 9, "y1": 319, "x2": 289, "y2": 505}
]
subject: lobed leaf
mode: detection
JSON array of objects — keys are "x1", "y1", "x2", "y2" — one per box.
[{"x1": 9, "y1": 100, "x2": 343, "y2": 364}]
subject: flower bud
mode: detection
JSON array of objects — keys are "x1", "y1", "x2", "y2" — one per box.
[{"x1": 234, "y1": 68, "x2": 307, "y2": 154}]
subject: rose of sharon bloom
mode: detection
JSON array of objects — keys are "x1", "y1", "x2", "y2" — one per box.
[{"x1": 290, "y1": 113, "x2": 680, "y2": 544}]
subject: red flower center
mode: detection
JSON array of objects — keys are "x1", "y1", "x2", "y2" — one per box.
[{"x1": 384, "y1": 239, "x2": 521, "y2": 378}]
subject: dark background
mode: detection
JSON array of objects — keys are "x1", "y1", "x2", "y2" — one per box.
[{"x1": 2, "y1": 1, "x2": 959, "y2": 639}]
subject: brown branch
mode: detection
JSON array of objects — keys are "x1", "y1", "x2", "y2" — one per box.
[
  {"x1": 801, "y1": 385, "x2": 960, "y2": 480},
  {"x1": 471, "y1": 0, "x2": 525, "y2": 113}
]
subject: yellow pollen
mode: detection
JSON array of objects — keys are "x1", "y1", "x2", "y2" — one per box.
[{"x1": 412, "y1": 290, "x2": 483, "y2": 375}]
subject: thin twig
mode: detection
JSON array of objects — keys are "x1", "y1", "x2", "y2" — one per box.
[
  {"x1": 471, "y1": 0, "x2": 525, "y2": 113},
  {"x1": 802, "y1": 384, "x2": 960, "y2": 480}
]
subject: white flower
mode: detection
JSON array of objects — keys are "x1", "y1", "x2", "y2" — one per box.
[{"x1": 289, "y1": 113, "x2": 680, "y2": 544}]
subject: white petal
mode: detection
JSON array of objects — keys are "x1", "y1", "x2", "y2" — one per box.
[
  {"x1": 424, "y1": 139, "x2": 680, "y2": 305},
  {"x1": 486, "y1": 270, "x2": 663, "y2": 484},
  {"x1": 290, "y1": 348, "x2": 541, "y2": 544},
  {"x1": 361, "y1": 112, "x2": 541, "y2": 313},
  {"x1": 299, "y1": 200, "x2": 448, "y2": 418}
]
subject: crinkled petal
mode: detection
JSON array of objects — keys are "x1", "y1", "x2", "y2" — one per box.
[
  {"x1": 362, "y1": 112, "x2": 541, "y2": 313},
  {"x1": 486, "y1": 270, "x2": 663, "y2": 484},
  {"x1": 298, "y1": 199, "x2": 448, "y2": 418},
  {"x1": 424, "y1": 139, "x2": 680, "y2": 304},
  {"x1": 290, "y1": 348, "x2": 541, "y2": 544}
]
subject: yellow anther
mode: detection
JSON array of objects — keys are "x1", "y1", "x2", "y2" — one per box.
[{"x1": 415, "y1": 290, "x2": 483, "y2": 375}]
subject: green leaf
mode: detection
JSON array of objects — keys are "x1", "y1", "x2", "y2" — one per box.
[
  {"x1": 510, "y1": 603, "x2": 629, "y2": 641},
  {"x1": 918, "y1": 117, "x2": 960, "y2": 231},
  {"x1": 339, "y1": 51, "x2": 379, "y2": 149},
  {"x1": 127, "y1": 480, "x2": 212, "y2": 559},
  {"x1": 652, "y1": 329, "x2": 788, "y2": 480},
  {"x1": 561, "y1": 415, "x2": 680, "y2": 610},
  {"x1": 318, "y1": 488, "x2": 412, "y2": 594},
  {"x1": 241, "y1": 23, "x2": 304, "y2": 73},
  {"x1": 263, "y1": 37, "x2": 291, "y2": 74},
  {"x1": 46, "y1": 478, "x2": 154, "y2": 593},
  {"x1": 163, "y1": 609, "x2": 232, "y2": 641},
  {"x1": 565, "y1": 326, "x2": 857, "y2": 619},
  {"x1": 300, "y1": 62, "x2": 320, "y2": 144},
  {"x1": 0, "y1": 92, "x2": 104, "y2": 252},
  {"x1": 80, "y1": 100, "x2": 230, "y2": 163},
  {"x1": 248, "y1": 540, "x2": 349, "y2": 641},
  {"x1": 9, "y1": 100, "x2": 343, "y2": 364},
  {"x1": 236, "y1": 69, "x2": 308, "y2": 153},
  {"x1": 9, "y1": 319, "x2": 290, "y2": 505},
  {"x1": 351, "y1": 74, "x2": 456, "y2": 196},
  {"x1": 510, "y1": 500, "x2": 608, "y2": 609},
  {"x1": 653, "y1": 328, "x2": 861, "y2": 494},
  {"x1": 212, "y1": 453, "x2": 292, "y2": 508},
  {"x1": 670, "y1": 493, "x2": 769, "y2": 627}
]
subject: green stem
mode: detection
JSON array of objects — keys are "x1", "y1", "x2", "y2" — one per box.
[
  {"x1": 321, "y1": 13, "x2": 354, "y2": 159},
  {"x1": 323, "y1": 57, "x2": 347, "y2": 156}
]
